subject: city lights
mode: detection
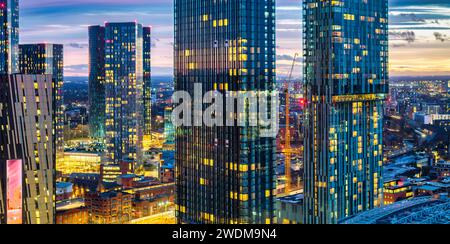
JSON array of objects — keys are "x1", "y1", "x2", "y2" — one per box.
[{"x1": 0, "y1": 0, "x2": 449, "y2": 231}]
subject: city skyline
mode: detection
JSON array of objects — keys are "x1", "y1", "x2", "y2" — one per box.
[
  {"x1": 0, "y1": 0, "x2": 449, "y2": 227},
  {"x1": 20, "y1": 0, "x2": 450, "y2": 77}
]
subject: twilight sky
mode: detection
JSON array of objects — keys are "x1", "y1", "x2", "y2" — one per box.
[{"x1": 20, "y1": 0, "x2": 450, "y2": 77}]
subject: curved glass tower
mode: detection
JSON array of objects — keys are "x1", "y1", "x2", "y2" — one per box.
[{"x1": 88, "y1": 25, "x2": 106, "y2": 140}]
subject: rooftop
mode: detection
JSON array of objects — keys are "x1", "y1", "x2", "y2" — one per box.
[
  {"x1": 277, "y1": 194, "x2": 304, "y2": 204},
  {"x1": 341, "y1": 195, "x2": 450, "y2": 224},
  {"x1": 386, "y1": 184, "x2": 412, "y2": 190},
  {"x1": 56, "y1": 182, "x2": 73, "y2": 189},
  {"x1": 436, "y1": 160, "x2": 450, "y2": 166},
  {"x1": 70, "y1": 173, "x2": 100, "y2": 179},
  {"x1": 96, "y1": 191, "x2": 131, "y2": 199},
  {"x1": 417, "y1": 185, "x2": 442, "y2": 191},
  {"x1": 56, "y1": 198, "x2": 85, "y2": 211},
  {"x1": 119, "y1": 174, "x2": 137, "y2": 179}
]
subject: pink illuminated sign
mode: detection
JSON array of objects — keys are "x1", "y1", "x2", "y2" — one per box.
[{"x1": 6, "y1": 159, "x2": 22, "y2": 224}]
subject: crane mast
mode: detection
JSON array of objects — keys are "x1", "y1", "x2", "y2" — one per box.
[{"x1": 284, "y1": 53, "x2": 298, "y2": 194}]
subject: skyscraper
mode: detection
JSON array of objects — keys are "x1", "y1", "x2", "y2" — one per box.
[
  {"x1": 88, "y1": 25, "x2": 106, "y2": 140},
  {"x1": 89, "y1": 22, "x2": 151, "y2": 183},
  {"x1": 143, "y1": 27, "x2": 152, "y2": 138},
  {"x1": 103, "y1": 22, "x2": 145, "y2": 180},
  {"x1": 0, "y1": 0, "x2": 54, "y2": 224},
  {"x1": 303, "y1": 0, "x2": 389, "y2": 224},
  {"x1": 19, "y1": 43, "x2": 64, "y2": 155},
  {"x1": 0, "y1": 74, "x2": 55, "y2": 224},
  {"x1": 174, "y1": 0, "x2": 277, "y2": 224},
  {"x1": 0, "y1": 0, "x2": 19, "y2": 74}
]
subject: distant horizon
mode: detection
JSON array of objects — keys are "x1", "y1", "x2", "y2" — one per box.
[
  {"x1": 64, "y1": 75, "x2": 450, "y2": 81},
  {"x1": 21, "y1": 0, "x2": 450, "y2": 77}
]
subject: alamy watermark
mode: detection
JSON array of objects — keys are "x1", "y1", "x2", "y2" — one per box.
[{"x1": 171, "y1": 83, "x2": 279, "y2": 138}]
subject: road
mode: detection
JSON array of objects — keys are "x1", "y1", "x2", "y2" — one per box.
[
  {"x1": 387, "y1": 121, "x2": 437, "y2": 160},
  {"x1": 129, "y1": 211, "x2": 176, "y2": 224}
]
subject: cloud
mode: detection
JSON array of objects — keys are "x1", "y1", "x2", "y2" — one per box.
[
  {"x1": 391, "y1": 43, "x2": 407, "y2": 48},
  {"x1": 19, "y1": 0, "x2": 450, "y2": 77},
  {"x1": 389, "y1": 31, "x2": 416, "y2": 43},
  {"x1": 430, "y1": 20, "x2": 440, "y2": 24},
  {"x1": 68, "y1": 43, "x2": 88, "y2": 49},
  {"x1": 151, "y1": 38, "x2": 161, "y2": 48},
  {"x1": 390, "y1": 0, "x2": 450, "y2": 7},
  {"x1": 22, "y1": 0, "x2": 172, "y2": 8},
  {"x1": 64, "y1": 64, "x2": 89, "y2": 75},
  {"x1": 434, "y1": 32, "x2": 450, "y2": 42},
  {"x1": 400, "y1": 13, "x2": 426, "y2": 23}
]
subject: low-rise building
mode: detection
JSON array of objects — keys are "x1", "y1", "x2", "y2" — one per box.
[
  {"x1": 85, "y1": 191, "x2": 133, "y2": 224},
  {"x1": 57, "y1": 152, "x2": 101, "y2": 175},
  {"x1": 69, "y1": 173, "x2": 101, "y2": 198},
  {"x1": 384, "y1": 183, "x2": 414, "y2": 205},
  {"x1": 416, "y1": 185, "x2": 445, "y2": 196},
  {"x1": 435, "y1": 160, "x2": 450, "y2": 178},
  {"x1": 276, "y1": 194, "x2": 303, "y2": 224},
  {"x1": 56, "y1": 199, "x2": 88, "y2": 224},
  {"x1": 128, "y1": 183, "x2": 175, "y2": 219},
  {"x1": 56, "y1": 182, "x2": 74, "y2": 201}
]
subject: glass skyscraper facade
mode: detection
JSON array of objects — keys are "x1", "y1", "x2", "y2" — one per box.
[
  {"x1": 303, "y1": 0, "x2": 389, "y2": 224},
  {"x1": 143, "y1": 27, "x2": 152, "y2": 137},
  {"x1": 89, "y1": 22, "x2": 151, "y2": 183},
  {"x1": 88, "y1": 25, "x2": 106, "y2": 140},
  {"x1": 19, "y1": 44, "x2": 65, "y2": 155},
  {"x1": 0, "y1": 0, "x2": 18, "y2": 74},
  {"x1": 175, "y1": 0, "x2": 277, "y2": 224},
  {"x1": 104, "y1": 22, "x2": 145, "y2": 180}
]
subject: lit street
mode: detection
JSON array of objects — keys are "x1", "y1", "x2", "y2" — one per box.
[{"x1": 130, "y1": 211, "x2": 176, "y2": 224}]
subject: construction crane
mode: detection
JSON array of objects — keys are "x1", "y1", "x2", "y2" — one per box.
[{"x1": 284, "y1": 53, "x2": 298, "y2": 194}]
